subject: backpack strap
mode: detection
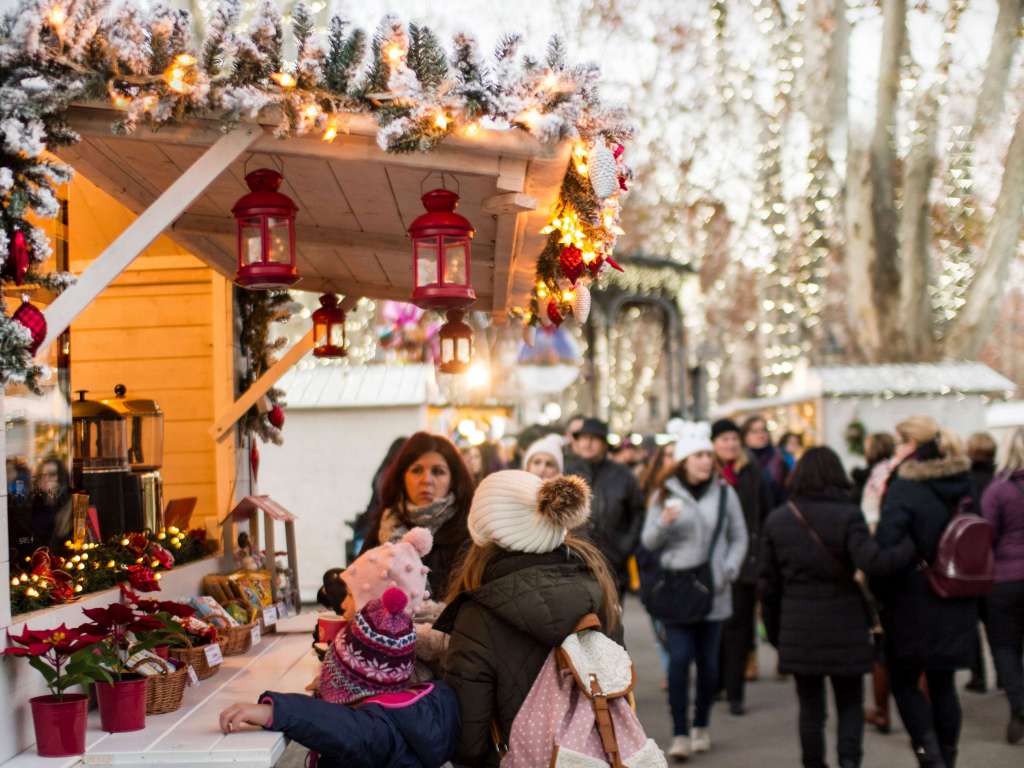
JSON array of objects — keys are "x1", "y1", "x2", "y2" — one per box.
[{"x1": 588, "y1": 674, "x2": 624, "y2": 768}]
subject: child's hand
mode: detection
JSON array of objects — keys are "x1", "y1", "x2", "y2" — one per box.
[{"x1": 219, "y1": 702, "x2": 272, "y2": 734}]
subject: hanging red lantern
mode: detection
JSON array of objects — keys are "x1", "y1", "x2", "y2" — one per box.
[
  {"x1": 311, "y1": 292, "x2": 347, "y2": 358},
  {"x1": 409, "y1": 189, "x2": 476, "y2": 310},
  {"x1": 232, "y1": 169, "x2": 300, "y2": 290},
  {"x1": 437, "y1": 309, "x2": 473, "y2": 374}
]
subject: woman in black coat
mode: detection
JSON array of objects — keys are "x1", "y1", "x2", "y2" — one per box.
[
  {"x1": 760, "y1": 447, "x2": 914, "y2": 768},
  {"x1": 873, "y1": 417, "x2": 976, "y2": 768}
]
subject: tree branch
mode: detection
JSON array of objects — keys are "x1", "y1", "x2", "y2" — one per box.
[
  {"x1": 972, "y1": 0, "x2": 1024, "y2": 136},
  {"x1": 947, "y1": 112, "x2": 1024, "y2": 357}
]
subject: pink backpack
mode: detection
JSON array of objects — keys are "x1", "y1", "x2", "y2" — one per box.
[{"x1": 497, "y1": 614, "x2": 666, "y2": 768}]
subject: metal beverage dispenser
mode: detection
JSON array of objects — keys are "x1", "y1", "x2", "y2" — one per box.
[
  {"x1": 102, "y1": 385, "x2": 165, "y2": 532},
  {"x1": 71, "y1": 391, "x2": 129, "y2": 538}
]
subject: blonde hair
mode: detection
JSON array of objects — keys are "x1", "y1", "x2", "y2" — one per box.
[
  {"x1": 895, "y1": 415, "x2": 940, "y2": 445},
  {"x1": 1001, "y1": 427, "x2": 1024, "y2": 474},
  {"x1": 444, "y1": 533, "x2": 621, "y2": 632},
  {"x1": 938, "y1": 429, "x2": 964, "y2": 459}
]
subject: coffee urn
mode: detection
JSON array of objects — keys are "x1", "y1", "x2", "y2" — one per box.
[
  {"x1": 102, "y1": 385, "x2": 165, "y2": 532},
  {"x1": 71, "y1": 391, "x2": 129, "y2": 538}
]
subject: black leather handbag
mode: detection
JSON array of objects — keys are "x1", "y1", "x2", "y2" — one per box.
[{"x1": 647, "y1": 485, "x2": 727, "y2": 626}]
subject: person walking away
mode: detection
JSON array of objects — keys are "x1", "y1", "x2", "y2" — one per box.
[
  {"x1": 873, "y1": 417, "x2": 976, "y2": 768},
  {"x1": 760, "y1": 447, "x2": 915, "y2": 768},
  {"x1": 522, "y1": 434, "x2": 564, "y2": 480},
  {"x1": 743, "y1": 415, "x2": 789, "y2": 505},
  {"x1": 642, "y1": 421, "x2": 748, "y2": 760},
  {"x1": 980, "y1": 426, "x2": 1024, "y2": 744},
  {"x1": 964, "y1": 431, "x2": 998, "y2": 693},
  {"x1": 437, "y1": 471, "x2": 621, "y2": 767},
  {"x1": 710, "y1": 418, "x2": 773, "y2": 715},
  {"x1": 565, "y1": 418, "x2": 646, "y2": 597}
]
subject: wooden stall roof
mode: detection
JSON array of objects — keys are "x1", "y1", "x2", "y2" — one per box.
[
  {"x1": 57, "y1": 105, "x2": 571, "y2": 316},
  {"x1": 222, "y1": 494, "x2": 296, "y2": 524}
]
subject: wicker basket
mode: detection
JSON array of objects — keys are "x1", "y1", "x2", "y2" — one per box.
[
  {"x1": 221, "y1": 621, "x2": 257, "y2": 656},
  {"x1": 138, "y1": 656, "x2": 188, "y2": 715},
  {"x1": 169, "y1": 637, "x2": 221, "y2": 681}
]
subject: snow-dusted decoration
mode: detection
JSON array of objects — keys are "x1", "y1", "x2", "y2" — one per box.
[
  {"x1": 587, "y1": 142, "x2": 619, "y2": 199},
  {"x1": 0, "y1": 0, "x2": 631, "y2": 390}
]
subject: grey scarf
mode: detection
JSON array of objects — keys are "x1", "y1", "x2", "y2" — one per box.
[{"x1": 378, "y1": 493, "x2": 457, "y2": 544}]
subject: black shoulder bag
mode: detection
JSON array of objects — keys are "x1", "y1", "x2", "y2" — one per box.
[{"x1": 647, "y1": 484, "x2": 727, "y2": 625}]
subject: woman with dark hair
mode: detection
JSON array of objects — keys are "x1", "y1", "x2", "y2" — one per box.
[
  {"x1": 760, "y1": 447, "x2": 914, "y2": 768},
  {"x1": 873, "y1": 417, "x2": 975, "y2": 768},
  {"x1": 779, "y1": 432, "x2": 804, "y2": 472},
  {"x1": 32, "y1": 455, "x2": 73, "y2": 552},
  {"x1": 742, "y1": 415, "x2": 788, "y2": 505},
  {"x1": 363, "y1": 432, "x2": 476, "y2": 599}
]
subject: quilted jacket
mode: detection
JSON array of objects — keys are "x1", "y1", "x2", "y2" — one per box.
[{"x1": 435, "y1": 547, "x2": 616, "y2": 768}]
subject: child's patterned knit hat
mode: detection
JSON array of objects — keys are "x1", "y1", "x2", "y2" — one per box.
[{"x1": 319, "y1": 587, "x2": 416, "y2": 704}]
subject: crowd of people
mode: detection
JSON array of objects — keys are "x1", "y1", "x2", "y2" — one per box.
[{"x1": 216, "y1": 411, "x2": 1024, "y2": 768}]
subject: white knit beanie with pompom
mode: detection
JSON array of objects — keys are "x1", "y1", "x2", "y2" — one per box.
[{"x1": 468, "y1": 470, "x2": 591, "y2": 553}]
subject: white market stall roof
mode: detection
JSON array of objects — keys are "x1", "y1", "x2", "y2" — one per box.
[
  {"x1": 277, "y1": 363, "x2": 435, "y2": 409},
  {"x1": 56, "y1": 105, "x2": 570, "y2": 314},
  {"x1": 987, "y1": 400, "x2": 1024, "y2": 430},
  {"x1": 784, "y1": 361, "x2": 1017, "y2": 398}
]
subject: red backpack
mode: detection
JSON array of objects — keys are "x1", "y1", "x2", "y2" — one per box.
[{"x1": 924, "y1": 510, "x2": 994, "y2": 599}]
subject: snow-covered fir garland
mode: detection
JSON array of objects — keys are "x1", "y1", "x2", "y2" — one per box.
[{"x1": 0, "y1": 0, "x2": 631, "y2": 387}]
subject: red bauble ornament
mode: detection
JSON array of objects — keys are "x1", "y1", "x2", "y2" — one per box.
[
  {"x1": 559, "y1": 246, "x2": 585, "y2": 284},
  {"x1": 587, "y1": 255, "x2": 605, "y2": 277},
  {"x1": 613, "y1": 144, "x2": 629, "y2": 191},
  {"x1": 12, "y1": 297, "x2": 46, "y2": 354},
  {"x1": 613, "y1": 144, "x2": 626, "y2": 160},
  {"x1": 546, "y1": 300, "x2": 564, "y2": 327},
  {"x1": 4, "y1": 230, "x2": 29, "y2": 285},
  {"x1": 249, "y1": 440, "x2": 260, "y2": 483},
  {"x1": 268, "y1": 404, "x2": 285, "y2": 429}
]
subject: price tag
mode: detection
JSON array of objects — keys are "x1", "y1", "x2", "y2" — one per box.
[
  {"x1": 187, "y1": 665, "x2": 199, "y2": 686},
  {"x1": 203, "y1": 643, "x2": 223, "y2": 666},
  {"x1": 262, "y1": 606, "x2": 278, "y2": 626},
  {"x1": 250, "y1": 625, "x2": 261, "y2": 646}
]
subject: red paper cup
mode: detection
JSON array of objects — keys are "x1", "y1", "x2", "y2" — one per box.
[{"x1": 317, "y1": 615, "x2": 347, "y2": 643}]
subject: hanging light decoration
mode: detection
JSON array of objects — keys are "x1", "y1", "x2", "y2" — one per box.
[
  {"x1": 408, "y1": 188, "x2": 476, "y2": 310},
  {"x1": 232, "y1": 169, "x2": 300, "y2": 290},
  {"x1": 438, "y1": 309, "x2": 473, "y2": 374},
  {"x1": 311, "y1": 293, "x2": 347, "y2": 358}
]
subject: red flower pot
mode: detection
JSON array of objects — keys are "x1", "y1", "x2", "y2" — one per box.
[
  {"x1": 95, "y1": 676, "x2": 147, "y2": 732},
  {"x1": 153, "y1": 645, "x2": 169, "y2": 660},
  {"x1": 30, "y1": 694, "x2": 89, "y2": 757}
]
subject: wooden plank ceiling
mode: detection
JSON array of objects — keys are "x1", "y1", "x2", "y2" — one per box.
[{"x1": 57, "y1": 106, "x2": 570, "y2": 315}]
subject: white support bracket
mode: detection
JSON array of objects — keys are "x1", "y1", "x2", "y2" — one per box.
[
  {"x1": 38, "y1": 125, "x2": 261, "y2": 354},
  {"x1": 210, "y1": 295, "x2": 361, "y2": 443}
]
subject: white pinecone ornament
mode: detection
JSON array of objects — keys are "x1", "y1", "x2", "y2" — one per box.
[
  {"x1": 571, "y1": 283, "x2": 592, "y2": 324},
  {"x1": 523, "y1": 323, "x2": 537, "y2": 346},
  {"x1": 588, "y1": 142, "x2": 619, "y2": 199}
]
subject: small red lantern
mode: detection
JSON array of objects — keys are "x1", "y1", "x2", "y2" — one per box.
[
  {"x1": 438, "y1": 309, "x2": 473, "y2": 374},
  {"x1": 312, "y1": 293, "x2": 347, "y2": 358},
  {"x1": 232, "y1": 169, "x2": 300, "y2": 290},
  {"x1": 409, "y1": 189, "x2": 476, "y2": 310}
]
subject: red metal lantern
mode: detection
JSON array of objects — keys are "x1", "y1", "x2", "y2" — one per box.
[
  {"x1": 312, "y1": 293, "x2": 347, "y2": 358},
  {"x1": 438, "y1": 309, "x2": 473, "y2": 374},
  {"x1": 409, "y1": 189, "x2": 476, "y2": 310},
  {"x1": 232, "y1": 168, "x2": 300, "y2": 290}
]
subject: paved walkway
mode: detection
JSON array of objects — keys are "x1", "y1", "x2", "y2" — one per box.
[{"x1": 278, "y1": 596, "x2": 1022, "y2": 766}]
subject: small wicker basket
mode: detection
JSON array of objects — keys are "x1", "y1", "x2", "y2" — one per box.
[
  {"x1": 220, "y1": 620, "x2": 257, "y2": 656},
  {"x1": 137, "y1": 656, "x2": 188, "y2": 715},
  {"x1": 169, "y1": 637, "x2": 221, "y2": 681}
]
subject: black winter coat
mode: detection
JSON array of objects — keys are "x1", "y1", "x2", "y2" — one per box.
[
  {"x1": 872, "y1": 455, "x2": 978, "y2": 669},
  {"x1": 436, "y1": 548, "x2": 613, "y2": 768},
  {"x1": 564, "y1": 457, "x2": 645, "y2": 579},
  {"x1": 759, "y1": 494, "x2": 915, "y2": 676},
  {"x1": 730, "y1": 457, "x2": 774, "y2": 584}
]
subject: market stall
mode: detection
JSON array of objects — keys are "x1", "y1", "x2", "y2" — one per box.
[{"x1": 0, "y1": 1, "x2": 631, "y2": 764}]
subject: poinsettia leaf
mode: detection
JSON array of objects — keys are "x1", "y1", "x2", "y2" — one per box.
[{"x1": 28, "y1": 656, "x2": 57, "y2": 683}]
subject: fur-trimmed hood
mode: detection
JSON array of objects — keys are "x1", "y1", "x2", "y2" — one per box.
[{"x1": 896, "y1": 455, "x2": 970, "y2": 482}]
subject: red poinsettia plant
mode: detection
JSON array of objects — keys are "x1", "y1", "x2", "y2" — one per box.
[
  {"x1": 82, "y1": 602, "x2": 171, "y2": 681},
  {"x1": 3, "y1": 623, "x2": 112, "y2": 699}
]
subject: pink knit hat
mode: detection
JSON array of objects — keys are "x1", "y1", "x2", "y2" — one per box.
[
  {"x1": 341, "y1": 527, "x2": 433, "y2": 614},
  {"x1": 319, "y1": 587, "x2": 415, "y2": 704}
]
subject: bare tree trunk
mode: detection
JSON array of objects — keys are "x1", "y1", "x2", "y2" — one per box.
[
  {"x1": 867, "y1": 0, "x2": 907, "y2": 356},
  {"x1": 897, "y1": 89, "x2": 939, "y2": 360},
  {"x1": 947, "y1": 113, "x2": 1024, "y2": 358},
  {"x1": 845, "y1": 143, "x2": 883, "y2": 358},
  {"x1": 973, "y1": 0, "x2": 1024, "y2": 136}
]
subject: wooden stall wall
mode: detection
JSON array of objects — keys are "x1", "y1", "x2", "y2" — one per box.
[{"x1": 67, "y1": 174, "x2": 231, "y2": 533}]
